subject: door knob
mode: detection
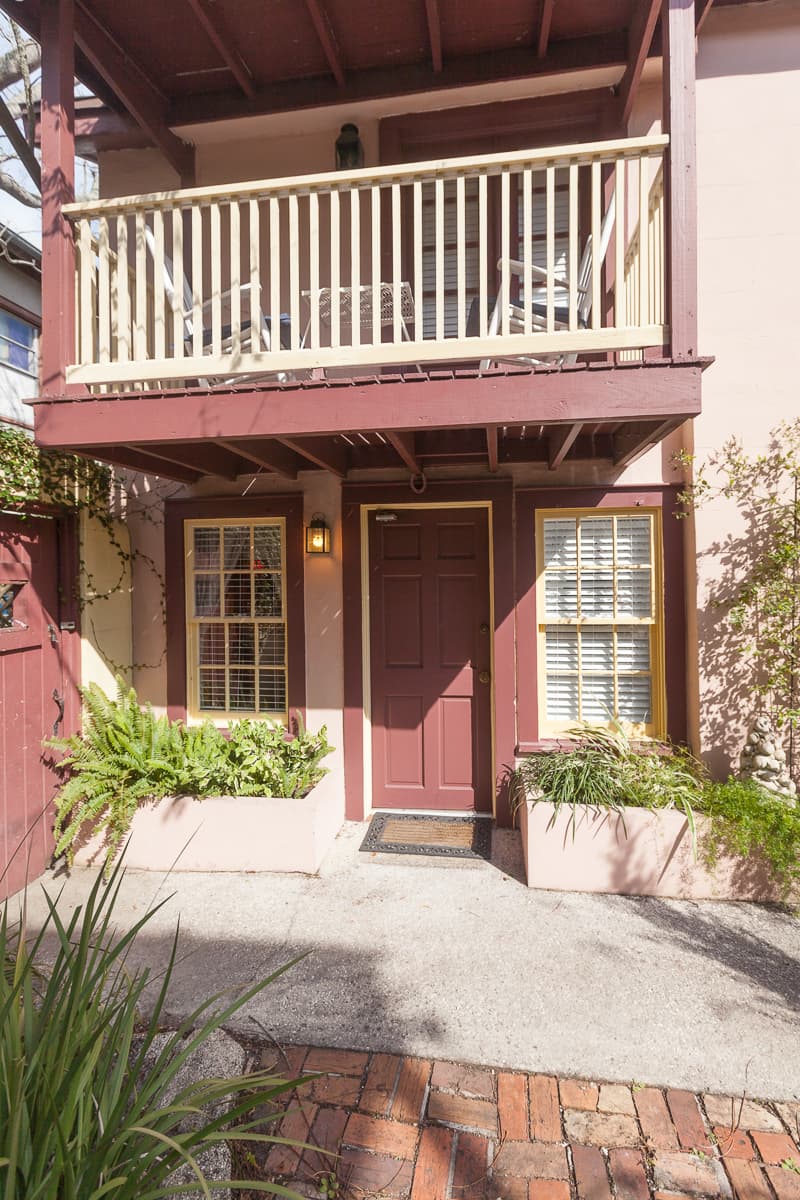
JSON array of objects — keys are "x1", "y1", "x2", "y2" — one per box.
[
  {"x1": 478, "y1": 670, "x2": 491, "y2": 685},
  {"x1": 479, "y1": 623, "x2": 490, "y2": 635}
]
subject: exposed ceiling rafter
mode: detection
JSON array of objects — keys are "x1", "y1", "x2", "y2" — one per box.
[
  {"x1": 215, "y1": 438, "x2": 299, "y2": 479},
  {"x1": 134, "y1": 442, "x2": 243, "y2": 479},
  {"x1": 278, "y1": 435, "x2": 348, "y2": 477},
  {"x1": 73, "y1": 0, "x2": 194, "y2": 183},
  {"x1": 695, "y1": 0, "x2": 715, "y2": 32},
  {"x1": 302, "y1": 0, "x2": 345, "y2": 87},
  {"x1": 617, "y1": 0, "x2": 662, "y2": 126},
  {"x1": 486, "y1": 426, "x2": 499, "y2": 472},
  {"x1": 77, "y1": 445, "x2": 201, "y2": 483},
  {"x1": 423, "y1": 0, "x2": 443, "y2": 72},
  {"x1": 612, "y1": 418, "x2": 683, "y2": 468},
  {"x1": 548, "y1": 421, "x2": 582, "y2": 469},
  {"x1": 387, "y1": 431, "x2": 421, "y2": 474},
  {"x1": 185, "y1": 0, "x2": 254, "y2": 99},
  {"x1": 537, "y1": 0, "x2": 555, "y2": 57}
]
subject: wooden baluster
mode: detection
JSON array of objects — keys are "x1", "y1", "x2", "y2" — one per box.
[
  {"x1": 309, "y1": 190, "x2": 320, "y2": 350},
  {"x1": 171, "y1": 206, "x2": 184, "y2": 360},
  {"x1": 134, "y1": 209, "x2": 147, "y2": 360},
  {"x1": 568, "y1": 161, "x2": 578, "y2": 332},
  {"x1": 351, "y1": 187, "x2": 361, "y2": 348},
  {"x1": 78, "y1": 219, "x2": 93, "y2": 365},
  {"x1": 371, "y1": 184, "x2": 381, "y2": 346},
  {"x1": 590, "y1": 159, "x2": 601, "y2": 331},
  {"x1": 269, "y1": 196, "x2": 280, "y2": 352},
  {"x1": 116, "y1": 214, "x2": 129, "y2": 362},
  {"x1": 456, "y1": 173, "x2": 466, "y2": 340},
  {"x1": 413, "y1": 178, "x2": 423, "y2": 343},
  {"x1": 98, "y1": 216, "x2": 110, "y2": 364},
  {"x1": 289, "y1": 192, "x2": 299, "y2": 350},
  {"x1": 478, "y1": 173, "x2": 488, "y2": 336},
  {"x1": 500, "y1": 169, "x2": 510, "y2": 336},
  {"x1": 435, "y1": 175, "x2": 445, "y2": 341},
  {"x1": 210, "y1": 201, "x2": 222, "y2": 356},
  {"x1": 330, "y1": 188, "x2": 340, "y2": 348},
  {"x1": 522, "y1": 166, "x2": 532, "y2": 336},
  {"x1": 249, "y1": 198, "x2": 261, "y2": 352},
  {"x1": 546, "y1": 164, "x2": 555, "y2": 333},
  {"x1": 614, "y1": 160, "x2": 624, "y2": 329},
  {"x1": 191, "y1": 205, "x2": 203, "y2": 358},
  {"x1": 153, "y1": 207, "x2": 165, "y2": 360},
  {"x1": 639, "y1": 155, "x2": 649, "y2": 329},
  {"x1": 229, "y1": 199, "x2": 241, "y2": 356},
  {"x1": 392, "y1": 181, "x2": 402, "y2": 345}
]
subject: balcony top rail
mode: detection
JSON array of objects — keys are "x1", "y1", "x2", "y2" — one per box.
[
  {"x1": 64, "y1": 134, "x2": 669, "y2": 390},
  {"x1": 63, "y1": 135, "x2": 669, "y2": 218}
]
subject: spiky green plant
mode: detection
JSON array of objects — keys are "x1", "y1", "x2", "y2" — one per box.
[{"x1": 0, "y1": 862, "x2": 313, "y2": 1198}]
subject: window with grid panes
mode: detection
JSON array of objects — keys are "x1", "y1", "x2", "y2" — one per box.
[
  {"x1": 185, "y1": 519, "x2": 287, "y2": 720},
  {"x1": 536, "y1": 511, "x2": 664, "y2": 736}
]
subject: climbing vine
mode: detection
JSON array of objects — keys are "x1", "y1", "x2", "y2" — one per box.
[
  {"x1": 0, "y1": 426, "x2": 175, "y2": 674},
  {"x1": 678, "y1": 419, "x2": 800, "y2": 775}
]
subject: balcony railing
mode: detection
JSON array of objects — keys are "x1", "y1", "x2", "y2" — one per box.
[{"x1": 63, "y1": 135, "x2": 669, "y2": 390}]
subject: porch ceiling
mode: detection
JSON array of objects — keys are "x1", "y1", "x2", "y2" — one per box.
[
  {"x1": 35, "y1": 359, "x2": 706, "y2": 482},
  {"x1": 3, "y1": 0, "x2": 764, "y2": 137}
]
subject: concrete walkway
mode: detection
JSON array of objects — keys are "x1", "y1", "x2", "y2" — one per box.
[{"x1": 16, "y1": 823, "x2": 800, "y2": 1100}]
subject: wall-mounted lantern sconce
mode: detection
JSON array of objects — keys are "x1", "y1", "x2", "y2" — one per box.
[
  {"x1": 335, "y1": 123, "x2": 364, "y2": 171},
  {"x1": 305, "y1": 514, "x2": 331, "y2": 555}
]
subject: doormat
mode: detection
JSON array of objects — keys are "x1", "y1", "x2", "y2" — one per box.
[{"x1": 359, "y1": 812, "x2": 492, "y2": 860}]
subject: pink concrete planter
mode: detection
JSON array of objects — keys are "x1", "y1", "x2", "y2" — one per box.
[
  {"x1": 519, "y1": 801, "x2": 782, "y2": 901},
  {"x1": 72, "y1": 770, "x2": 342, "y2": 875}
]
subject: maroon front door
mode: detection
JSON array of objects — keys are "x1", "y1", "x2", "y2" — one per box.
[
  {"x1": 369, "y1": 507, "x2": 492, "y2": 812},
  {"x1": 0, "y1": 513, "x2": 64, "y2": 900}
]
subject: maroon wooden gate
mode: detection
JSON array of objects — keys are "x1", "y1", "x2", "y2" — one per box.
[
  {"x1": 369, "y1": 507, "x2": 492, "y2": 812},
  {"x1": 0, "y1": 512, "x2": 74, "y2": 901}
]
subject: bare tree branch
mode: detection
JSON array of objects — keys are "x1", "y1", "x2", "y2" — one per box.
[
  {"x1": 0, "y1": 40, "x2": 40, "y2": 93},
  {"x1": 10, "y1": 22, "x2": 35, "y2": 148},
  {"x1": 0, "y1": 167, "x2": 40, "y2": 206}
]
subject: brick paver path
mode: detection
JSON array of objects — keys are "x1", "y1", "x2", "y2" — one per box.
[{"x1": 253, "y1": 1045, "x2": 800, "y2": 1199}]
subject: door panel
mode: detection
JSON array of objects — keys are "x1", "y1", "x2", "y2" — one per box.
[
  {"x1": 369, "y1": 507, "x2": 492, "y2": 812},
  {"x1": 0, "y1": 514, "x2": 63, "y2": 901}
]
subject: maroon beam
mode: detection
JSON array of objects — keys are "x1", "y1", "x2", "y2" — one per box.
[
  {"x1": 185, "y1": 0, "x2": 254, "y2": 98},
  {"x1": 40, "y1": 0, "x2": 75, "y2": 397},
  {"x1": 424, "y1": 0, "x2": 443, "y2": 72},
  {"x1": 302, "y1": 0, "x2": 345, "y2": 87},
  {"x1": 537, "y1": 0, "x2": 554, "y2": 57},
  {"x1": 618, "y1": 0, "x2": 662, "y2": 124}
]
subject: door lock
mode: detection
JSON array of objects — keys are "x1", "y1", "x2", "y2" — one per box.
[
  {"x1": 478, "y1": 670, "x2": 491, "y2": 685},
  {"x1": 479, "y1": 623, "x2": 490, "y2": 635}
]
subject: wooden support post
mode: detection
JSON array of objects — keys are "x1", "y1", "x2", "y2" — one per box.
[
  {"x1": 40, "y1": 0, "x2": 75, "y2": 397},
  {"x1": 663, "y1": 0, "x2": 698, "y2": 359}
]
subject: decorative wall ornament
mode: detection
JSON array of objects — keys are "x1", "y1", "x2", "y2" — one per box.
[{"x1": 739, "y1": 714, "x2": 797, "y2": 803}]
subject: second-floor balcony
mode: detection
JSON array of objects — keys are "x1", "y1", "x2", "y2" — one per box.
[{"x1": 65, "y1": 135, "x2": 668, "y2": 392}]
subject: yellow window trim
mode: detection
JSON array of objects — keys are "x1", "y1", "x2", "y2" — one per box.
[
  {"x1": 535, "y1": 507, "x2": 666, "y2": 740},
  {"x1": 184, "y1": 516, "x2": 287, "y2": 725}
]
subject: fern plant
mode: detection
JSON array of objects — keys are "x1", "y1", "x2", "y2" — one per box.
[{"x1": 49, "y1": 679, "x2": 333, "y2": 871}]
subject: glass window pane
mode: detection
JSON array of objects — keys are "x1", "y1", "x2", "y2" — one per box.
[
  {"x1": 617, "y1": 569, "x2": 652, "y2": 618},
  {"x1": 618, "y1": 676, "x2": 652, "y2": 723},
  {"x1": 616, "y1": 516, "x2": 651, "y2": 566},
  {"x1": 193, "y1": 526, "x2": 220, "y2": 570},
  {"x1": 580, "y1": 571, "x2": 614, "y2": 618},
  {"x1": 229, "y1": 623, "x2": 255, "y2": 665},
  {"x1": 579, "y1": 517, "x2": 614, "y2": 566},
  {"x1": 229, "y1": 668, "x2": 256, "y2": 711},
  {"x1": 194, "y1": 575, "x2": 220, "y2": 617},
  {"x1": 259, "y1": 669, "x2": 286, "y2": 714},
  {"x1": 542, "y1": 518, "x2": 577, "y2": 568},
  {"x1": 546, "y1": 674, "x2": 578, "y2": 720},
  {"x1": 545, "y1": 626, "x2": 578, "y2": 672},
  {"x1": 616, "y1": 627, "x2": 651, "y2": 672},
  {"x1": 198, "y1": 623, "x2": 225, "y2": 664},
  {"x1": 253, "y1": 526, "x2": 282, "y2": 570},
  {"x1": 199, "y1": 668, "x2": 225, "y2": 710},
  {"x1": 224, "y1": 526, "x2": 251, "y2": 570},
  {"x1": 581, "y1": 675, "x2": 614, "y2": 721},
  {"x1": 580, "y1": 627, "x2": 614, "y2": 671},
  {"x1": 224, "y1": 573, "x2": 252, "y2": 617},
  {"x1": 258, "y1": 623, "x2": 286, "y2": 666},
  {"x1": 255, "y1": 573, "x2": 282, "y2": 617},
  {"x1": 544, "y1": 571, "x2": 577, "y2": 618}
]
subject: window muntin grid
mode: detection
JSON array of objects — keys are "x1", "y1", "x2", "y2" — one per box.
[
  {"x1": 537, "y1": 511, "x2": 663, "y2": 735},
  {"x1": 185, "y1": 518, "x2": 287, "y2": 721}
]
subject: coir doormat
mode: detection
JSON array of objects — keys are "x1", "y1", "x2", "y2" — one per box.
[{"x1": 359, "y1": 812, "x2": 492, "y2": 860}]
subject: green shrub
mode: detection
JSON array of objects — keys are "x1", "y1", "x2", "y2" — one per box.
[
  {"x1": 514, "y1": 722, "x2": 704, "y2": 840},
  {"x1": 50, "y1": 678, "x2": 332, "y2": 869},
  {"x1": 701, "y1": 778, "x2": 800, "y2": 899},
  {"x1": 0, "y1": 863, "x2": 309, "y2": 1198}
]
